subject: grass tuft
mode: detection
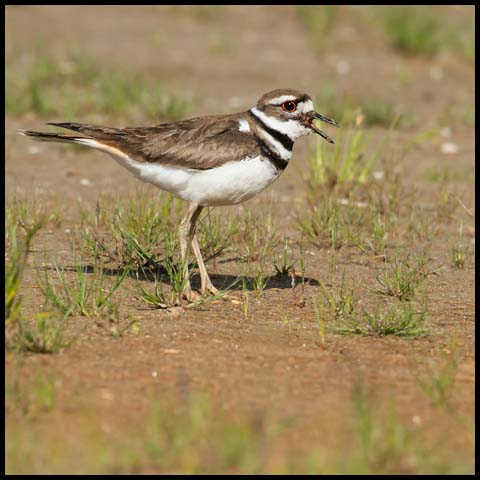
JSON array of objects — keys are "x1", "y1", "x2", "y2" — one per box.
[
  {"x1": 377, "y1": 6, "x2": 475, "y2": 62},
  {"x1": 374, "y1": 253, "x2": 431, "y2": 301},
  {"x1": 296, "y1": 6, "x2": 338, "y2": 54},
  {"x1": 5, "y1": 204, "x2": 46, "y2": 328},
  {"x1": 9, "y1": 311, "x2": 74, "y2": 354},
  {"x1": 320, "y1": 272, "x2": 359, "y2": 320},
  {"x1": 6, "y1": 48, "x2": 190, "y2": 121},
  {"x1": 134, "y1": 260, "x2": 190, "y2": 309},
  {"x1": 380, "y1": 6, "x2": 441, "y2": 56},
  {"x1": 37, "y1": 261, "x2": 129, "y2": 318},
  {"x1": 305, "y1": 125, "x2": 389, "y2": 197},
  {"x1": 336, "y1": 299, "x2": 428, "y2": 338},
  {"x1": 450, "y1": 222, "x2": 472, "y2": 270},
  {"x1": 315, "y1": 86, "x2": 410, "y2": 129}
]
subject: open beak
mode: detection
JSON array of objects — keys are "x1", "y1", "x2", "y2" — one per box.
[{"x1": 308, "y1": 112, "x2": 339, "y2": 144}]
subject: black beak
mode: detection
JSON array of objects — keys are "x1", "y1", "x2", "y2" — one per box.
[
  {"x1": 308, "y1": 112, "x2": 339, "y2": 144},
  {"x1": 313, "y1": 112, "x2": 340, "y2": 128}
]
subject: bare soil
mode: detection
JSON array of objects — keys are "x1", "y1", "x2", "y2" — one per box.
[{"x1": 5, "y1": 5, "x2": 475, "y2": 474}]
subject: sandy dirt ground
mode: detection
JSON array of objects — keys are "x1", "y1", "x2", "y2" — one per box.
[{"x1": 5, "y1": 5, "x2": 474, "y2": 474}]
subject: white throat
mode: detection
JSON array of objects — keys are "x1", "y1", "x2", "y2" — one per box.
[{"x1": 250, "y1": 107, "x2": 311, "y2": 141}]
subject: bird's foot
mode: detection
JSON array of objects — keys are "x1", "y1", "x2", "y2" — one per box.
[
  {"x1": 200, "y1": 282, "x2": 219, "y2": 297},
  {"x1": 181, "y1": 288, "x2": 202, "y2": 303}
]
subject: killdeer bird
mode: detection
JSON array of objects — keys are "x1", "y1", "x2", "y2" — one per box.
[{"x1": 20, "y1": 88, "x2": 338, "y2": 301}]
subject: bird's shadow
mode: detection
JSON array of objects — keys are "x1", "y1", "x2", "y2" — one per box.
[{"x1": 39, "y1": 261, "x2": 320, "y2": 292}]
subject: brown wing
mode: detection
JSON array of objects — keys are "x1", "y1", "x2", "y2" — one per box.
[{"x1": 48, "y1": 115, "x2": 261, "y2": 170}]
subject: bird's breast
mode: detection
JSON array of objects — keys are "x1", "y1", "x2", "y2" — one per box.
[{"x1": 136, "y1": 155, "x2": 285, "y2": 206}]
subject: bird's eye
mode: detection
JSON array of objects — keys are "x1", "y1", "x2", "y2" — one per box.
[{"x1": 281, "y1": 101, "x2": 297, "y2": 113}]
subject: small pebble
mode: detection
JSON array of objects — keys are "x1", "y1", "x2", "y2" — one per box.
[
  {"x1": 440, "y1": 142, "x2": 459, "y2": 155},
  {"x1": 412, "y1": 415, "x2": 422, "y2": 426}
]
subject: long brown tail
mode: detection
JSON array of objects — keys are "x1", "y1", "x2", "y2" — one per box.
[
  {"x1": 18, "y1": 130, "x2": 87, "y2": 144},
  {"x1": 18, "y1": 123, "x2": 142, "y2": 177},
  {"x1": 18, "y1": 122, "x2": 125, "y2": 144}
]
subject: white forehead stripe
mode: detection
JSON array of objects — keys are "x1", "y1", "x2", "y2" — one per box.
[
  {"x1": 238, "y1": 119, "x2": 250, "y2": 132},
  {"x1": 250, "y1": 107, "x2": 311, "y2": 141},
  {"x1": 268, "y1": 94, "x2": 297, "y2": 105}
]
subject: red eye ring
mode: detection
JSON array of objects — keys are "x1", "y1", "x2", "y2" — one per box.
[{"x1": 281, "y1": 101, "x2": 297, "y2": 112}]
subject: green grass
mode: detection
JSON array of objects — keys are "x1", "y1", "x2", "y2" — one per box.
[
  {"x1": 246, "y1": 262, "x2": 270, "y2": 299},
  {"x1": 273, "y1": 236, "x2": 294, "y2": 276},
  {"x1": 315, "y1": 86, "x2": 410, "y2": 129},
  {"x1": 298, "y1": 194, "x2": 390, "y2": 258},
  {"x1": 37, "y1": 261, "x2": 129, "y2": 318},
  {"x1": 319, "y1": 271, "x2": 358, "y2": 320},
  {"x1": 296, "y1": 6, "x2": 338, "y2": 54},
  {"x1": 80, "y1": 192, "x2": 180, "y2": 268},
  {"x1": 8, "y1": 311, "x2": 74, "y2": 354},
  {"x1": 5, "y1": 199, "x2": 77, "y2": 354},
  {"x1": 336, "y1": 299, "x2": 429, "y2": 338},
  {"x1": 438, "y1": 100, "x2": 475, "y2": 128},
  {"x1": 6, "y1": 363, "x2": 59, "y2": 417},
  {"x1": 337, "y1": 382, "x2": 470, "y2": 474},
  {"x1": 422, "y1": 163, "x2": 473, "y2": 185},
  {"x1": 197, "y1": 208, "x2": 239, "y2": 265},
  {"x1": 413, "y1": 336, "x2": 472, "y2": 432},
  {"x1": 379, "y1": 6, "x2": 442, "y2": 56},
  {"x1": 5, "y1": 203, "x2": 46, "y2": 328},
  {"x1": 312, "y1": 294, "x2": 327, "y2": 348},
  {"x1": 304, "y1": 125, "x2": 389, "y2": 197},
  {"x1": 81, "y1": 193, "x2": 237, "y2": 272},
  {"x1": 134, "y1": 261, "x2": 190, "y2": 309},
  {"x1": 376, "y1": 6, "x2": 475, "y2": 62},
  {"x1": 240, "y1": 278, "x2": 250, "y2": 321},
  {"x1": 346, "y1": 383, "x2": 418, "y2": 474},
  {"x1": 343, "y1": 211, "x2": 395, "y2": 260},
  {"x1": 368, "y1": 213, "x2": 387, "y2": 257},
  {"x1": 450, "y1": 222, "x2": 472, "y2": 270},
  {"x1": 374, "y1": 253, "x2": 431, "y2": 301},
  {"x1": 235, "y1": 209, "x2": 278, "y2": 263},
  {"x1": 5, "y1": 391, "x2": 276, "y2": 474},
  {"x1": 405, "y1": 204, "x2": 438, "y2": 244},
  {"x1": 6, "y1": 48, "x2": 191, "y2": 121},
  {"x1": 298, "y1": 198, "x2": 342, "y2": 250},
  {"x1": 5, "y1": 380, "x2": 472, "y2": 474}
]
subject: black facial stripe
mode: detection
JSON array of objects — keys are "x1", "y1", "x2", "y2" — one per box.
[{"x1": 248, "y1": 110, "x2": 294, "y2": 151}]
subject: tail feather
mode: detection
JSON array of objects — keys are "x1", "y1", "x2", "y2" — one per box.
[
  {"x1": 19, "y1": 123, "x2": 135, "y2": 161},
  {"x1": 46, "y1": 122, "x2": 124, "y2": 138},
  {"x1": 18, "y1": 127, "x2": 141, "y2": 177},
  {"x1": 46, "y1": 122, "x2": 88, "y2": 132},
  {"x1": 18, "y1": 129, "x2": 86, "y2": 144}
]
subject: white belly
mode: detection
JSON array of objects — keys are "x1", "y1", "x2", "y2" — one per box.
[
  {"x1": 132, "y1": 155, "x2": 282, "y2": 206},
  {"x1": 80, "y1": 140, "x2": 284, "y2": 206}
]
